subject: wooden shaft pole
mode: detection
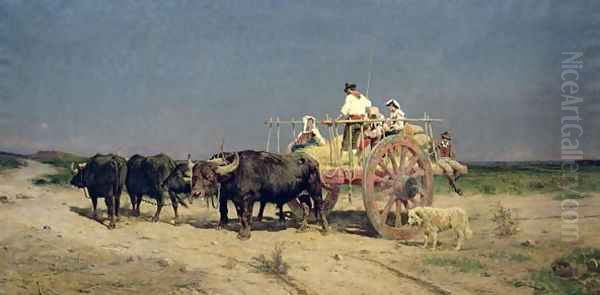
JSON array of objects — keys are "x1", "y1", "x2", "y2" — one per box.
[
  {"x1": 348, "y1": 123, "x2": 353, "y2": 169},
  {"x1": 266, "y1": 118, "x2": 272, "y2": 152},
  {"x1": 291, "y1": 117, "x2": 296, "y2": 137},
  {"x1": 326, "y1": 114, "x2": 333, "y2": 166},
  {"x1": 276, "y1": 117, "x2": 281, "y2": 153}
]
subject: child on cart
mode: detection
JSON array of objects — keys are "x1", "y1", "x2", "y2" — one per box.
[
  {"x1": 383, "y1": 98, "x2": 406, "y2": 137},
  {"x1": 288, "y1": 115, "x2": 326, "y2": 152},
  {"x1": 356, "y1": 107, "x2": 385, "y2": 159}
]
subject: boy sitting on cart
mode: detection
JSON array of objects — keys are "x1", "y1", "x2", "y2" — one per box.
[{"x1": 436, "y1": 131, "x2": 468, "y2": 195}]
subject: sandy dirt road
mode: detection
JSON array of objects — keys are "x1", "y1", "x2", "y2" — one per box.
[{"x1": 1, "y1": 160, "x2": 598, "y2": 294}]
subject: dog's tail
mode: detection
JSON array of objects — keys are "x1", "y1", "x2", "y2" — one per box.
[{"x1": 464, "y1": 215, "x2": 473, "y2": 239}]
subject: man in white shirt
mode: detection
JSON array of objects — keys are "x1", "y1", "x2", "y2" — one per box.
[
  {"x1": 340, "y1": 84, "x2": 372, "y2": 117},
  {"x1": 339, "y1": 83, "x2": 372, "y2": 152}
]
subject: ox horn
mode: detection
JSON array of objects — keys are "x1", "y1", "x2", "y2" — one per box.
[
  {"x1": 214, "y1": 152, "x2": 239, "y2": 176},
  {"x1": 71, "y1": 162, "x2": 77, "y2": 173},
  {"x1": 187, "y1": 154, "x2": 193, "y2": 167},
  {"x1": 208, "y1": 156, "x2": 226, "y2": 165}
]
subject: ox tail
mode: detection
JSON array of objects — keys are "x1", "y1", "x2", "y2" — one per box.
[
  {"x1": 319, "y1": 173, "x2": 335, "y2": 192},
  {"x1": 175, "y1": 194, "x2": 189, "y2": 208},
  {"x1": 113, "y1": 160, "x2": 119, "y2": 198},
  {"x1": 113, "y1": 158, "x2": 125, "y2": 198}
]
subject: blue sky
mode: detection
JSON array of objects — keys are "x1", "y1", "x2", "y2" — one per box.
[{"x1": 0, "y1": 0, "x2": 598, "y2": 160}]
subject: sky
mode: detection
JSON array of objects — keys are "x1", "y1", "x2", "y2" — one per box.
[{"x1": 0, "y1": 0, "x2": 598, "y2": 161}]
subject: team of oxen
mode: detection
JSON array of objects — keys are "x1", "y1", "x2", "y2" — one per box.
[{"x1": 70, "y1": 150, "x2": 329, "y2": 239}]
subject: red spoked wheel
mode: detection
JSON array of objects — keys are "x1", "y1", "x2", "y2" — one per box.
[{"x1": 362, "y1": 135, "x2": 434, "y2": 240}]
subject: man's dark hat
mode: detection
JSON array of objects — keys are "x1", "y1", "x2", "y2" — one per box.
[
  {"x1": 441, "y1": 131, "x2": 452, "y2": 140},
  {"x1": 344, "y1": 83, "x2": 357, "y2": 92}
]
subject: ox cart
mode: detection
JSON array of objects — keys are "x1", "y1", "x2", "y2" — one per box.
[{"x1": 264, "y1": 114, "x2": 463, "y2": 240}]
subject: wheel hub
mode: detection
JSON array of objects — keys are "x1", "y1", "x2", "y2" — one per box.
[{"x1": 391, "y1": 176, "x2": 420, "y2": 199}]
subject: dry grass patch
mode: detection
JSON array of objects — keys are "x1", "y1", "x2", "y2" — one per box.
[
  {"x1": 490, "y1": 202, "x2": 519, "y2": 237},
  {"x1": 251, "y1": 243, "x2": 290, "y2": 275}
]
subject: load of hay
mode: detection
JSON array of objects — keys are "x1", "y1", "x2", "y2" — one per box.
[{"x1": 298, "y1": 123, "x2": 436, "y2": 171}]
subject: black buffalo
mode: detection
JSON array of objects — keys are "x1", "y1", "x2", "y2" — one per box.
[
  {"x1": 70, "y1": 154, "x2": 127, "y2": 229},
  {"x1": 207, "y1": 152, "x2": 312, "y2": 226},
  {"x1": 126, "y1": 153, "x2": 192, "y2": 223},
  {"x1": 191, "y1": 150, "x2": 329, "y2": 240}
]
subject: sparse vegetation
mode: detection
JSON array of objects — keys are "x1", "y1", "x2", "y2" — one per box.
[
  {"x1": 29, "y1": 151, "x2": 86, "y2": 186},
  {"x1": 29, "y1": 151, "x2": 86, "y2": 169},
  {"x1": 515, "y1": 269, "x2": 584, "y2": 294},
  {"x1": 251, "y1": 243, "x2": 289, "y2": 275},
  {"x1": 0, "y1": 154, "x2": 25, "y2": 171},
  {"x1": 553, "y1": 191, "x2": 590, "y2": 201},
  {"x1": 423, "y1": 255, "x2": 485, "y2": 273},
  {"x1": 562, "y1": 247, "x2": 600, "y2": 266},
  {"x1": 514, "y1": 247, "x2": 600, "y2": 294},
  {"x1": 32, "y1": 168, "x2": 74, "y2": 186},
  {"x1": 435, "y1": 164, "x2": 600, "y2": 197},
  {"x1": 490, "y1": 202, "x2": 519, "y2": 237},
  {"x1": 481, "y1": 251, "x2": 531, "y2": 263}
]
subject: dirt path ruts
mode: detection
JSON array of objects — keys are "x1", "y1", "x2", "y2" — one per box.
[{"x1": 344, "y1": 254, "x2": 453, "y2": 295}]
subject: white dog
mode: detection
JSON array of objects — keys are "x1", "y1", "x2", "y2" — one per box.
[{"x1": 407, "y1": 207, "x2": 473, "y2": 251}]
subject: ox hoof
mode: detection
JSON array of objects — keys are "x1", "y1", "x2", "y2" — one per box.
[
  {"x1": 169, "y1": 219, "x2": 178, "y2": 226},
  {"x1": 90, "y1": 213, "x2": 98, "y2": 220},
  {"x1": 217, "y1": 220, "x2": 228, "y2": 230},
  {"x1": 297, "y1": 223, "x2": 309, "y2": 232},
  {"x1": 108, "y1": 223, "x2": 116, "y2": 230},
  {"x1": 237, "y1": 232, "x2": 251, "y2": 240}
]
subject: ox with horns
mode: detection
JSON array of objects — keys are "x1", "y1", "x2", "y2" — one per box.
[{"x1": 191, "y1": 150, "x2": 329, "y2": 240}]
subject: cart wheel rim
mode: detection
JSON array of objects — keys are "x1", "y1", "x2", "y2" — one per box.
[{"x1": 362, "y1": 135, "x2": 434, "y2": 240}]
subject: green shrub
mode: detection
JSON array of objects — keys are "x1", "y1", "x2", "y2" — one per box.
[
  {"x1": 526, "y1": 269, "x2": 583, "y2": 294},
  {"x1": 514, "y1": 247, "x2": 600, "y2": 294},
  {"x1": 32, "y1": 168, "x2": 74, "y2": 186},
  {"x1": 0, "y1": 155, "x2": 24, "y2": 171},
  {"x1": 562, "y1": 247, "x2": 600, "y2": 265}
]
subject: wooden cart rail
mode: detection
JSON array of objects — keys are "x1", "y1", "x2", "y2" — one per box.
[
  {"x1": 264, "y1": 117, "x2": 443, "y2": 125},
  {"x1": 264, "y1": 113, "x2": 443, "y2": 169}
]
